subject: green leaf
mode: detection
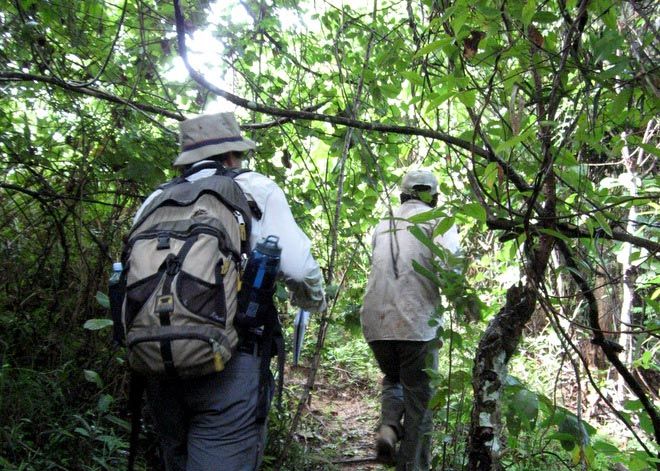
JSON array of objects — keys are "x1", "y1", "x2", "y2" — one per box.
[
  {"x1": 591, "y1": 440, "x2": 620, "y2": 455},
  {"x1": 412, "y1": 259, "x2": 442, "y2": 286},
  {"x1": 639, "y1": 142, "x2": 660, "y2": 158},
  {"x1": 511, "y1": 388, "x2": 539, "y2": 426},
  {"x1": 495, "y1": 127, "x2": 535, "y2": 152},
  {"x1": 96, "y1": 290, "x2": 110, "y2": 308},
  {"x1": 592, "y1": 211, "x2": 613, "y2": 236},
  {"x1": 610, "y1": 89, "x2": 631, "y2": 124},
  {"x1": 84, "y1": 369, "x2": 103, "y2": 388},
  {"x1": 408, "y1": 207, "x2": 446, "y2": 223},
  {"x1": 458, "y1": 203, "x2": 486, "y2": 223},
  {"x1": 483, "y1": 162, "x2": 499, "y2": 190},
  {"x1": 457, "y1": 89, "x2": 476, "y2": 108},
  {"x1": 425, "y1": 89, "x2": 455, "y2": 112},
  {"x1": 414, "y1": 38, "x2": 452, "y2": 58},
  {"x1": 533, "y1": 11, "x2": 558, "y2": 23},
  {"x1": 83, "y1": 318, "x2": 113, "y2": 330},
  {"x1": 97, "y1": 394, "x2": 113, "y2": 413},
  {"x1": 401, "y1": 71, "x2": 425, "y2": 86},
  {"x1": 556, "y1": 414, "x2": 590, "y2": 451},
  {"x1": 522, "y1": 0, "x2": 536, "y2": 26},
  {"x1": 452, "y1": 7, "x2": 469, "y2": 34},
  {"x1": 476, "y1": 4, "x2": 501, "y2": 18},
  {"x1": 434, "y1": 217, "x2": 456, "y2": 236}
]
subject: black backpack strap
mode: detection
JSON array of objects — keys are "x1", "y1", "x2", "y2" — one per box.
[
  {"x1": 255, "y1": 302, "x2": 285, "y2": 423},
  {"x1": 127, "y1": 372, "x2": 146, "y2": 471}
]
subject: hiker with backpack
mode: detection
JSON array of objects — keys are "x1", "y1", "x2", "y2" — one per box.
[
  {"x1": 117, "y1": 112, "x2": 326, "y2": 471},
  {"x1": 360, "y1": 169, "x2": 460, "y2": 471}
]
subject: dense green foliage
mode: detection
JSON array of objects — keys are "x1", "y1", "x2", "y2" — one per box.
[{"x1": 0, "y1": 0, "x2": 658, "y2": 469}]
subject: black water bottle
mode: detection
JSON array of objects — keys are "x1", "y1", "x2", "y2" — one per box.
[{"x1": 237, "y1": 235, "x2": 281, "y2": 328}]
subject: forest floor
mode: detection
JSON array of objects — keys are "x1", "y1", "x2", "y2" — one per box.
[{"x1": 287, "y1": 365, "x2": 391, "y2": 471}]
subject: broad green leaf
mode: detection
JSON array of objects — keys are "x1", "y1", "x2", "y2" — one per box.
[
  {"x1": 96, "y1": 290, "x2": 110, "y2": 308},
  {"x1": 483, "y1": 162, "x2": 499, "y2": 190},
  {"x1": 97, "y1": 394, "x2": 113, "y2": 413},
  {"x1": 512, "y1": 388, "x2": 539, "y2": 425},
  {"x1": 414, "y1": 38, "x2": 452, "y2": 58},
  {"x1": 408, "y1": 225, "x2": 449, "y2": 259},
  {"x1": 452, "y1": 9, "x2": 469, "y2": 33},
  {"x1": 533, "y1": 11, "x2": 558, "y2": 23},
  {"x1": 83, "y1": 318, "x2": 113, "y2": 330},
  {"x1": 412, "y1": 259, "x2": 442, "y2": 286},
  {"x1": 434, "y1": 217, "x2": 456, "y2": 237},
  {"x1": 592, "y1": 211, "x2": 613, "y2": 236},
  {"x1": 425, "y1": 89, "x2": 455, "y2": 112},
  {"x1": 84, "y1": 369, "x2": 103, "y2": 388},
  {"x1": 457, "y1": 89, "x2": 476, "y2": 108},
  {"x1": 408, "y1": 207, "x2": 446, "y2": 223},
  {"x1": 401, "y1": 71, "x2": 425, "y2": 86},
  {"x1": 458, "y1": 203, "x2": 487, "y2": 223},
  {"x1": 591, "y1": 440, "x2": 620, "y2": 455},
  {"x1": 495, "y1": 127, "x2": 535, "y2": 152},
  {"x1": 556, "y1": 414, "x2": 590, "y2": 451},
  {"x1": 639, "y1": 142, "x2": 660, "y2": 158},
  {"x1": 610, "y1": 90, "x2": 632, "y2": 124},
  {"x1": 522, "y1": 0, "x2": 536, "y2": 26},
  {"x1": 476, "y1": 4, "x2": 500, "y2": 18}
]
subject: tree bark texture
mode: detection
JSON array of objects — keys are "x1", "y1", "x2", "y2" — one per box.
[{"x1": 467, "y1": 283, "x2": 537, "y2": 471}]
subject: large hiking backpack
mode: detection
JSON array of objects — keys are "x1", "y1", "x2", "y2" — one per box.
[{"x1": 119, "y1": 164, "x2": 252, "y2": 377}]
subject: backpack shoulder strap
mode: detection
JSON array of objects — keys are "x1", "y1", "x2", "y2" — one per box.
[
  {"x1": 131, "y1": 170, "x2": 253, "y2": 243},
  {"x1": 223, "y1": 168, "x2": 263, "y2": 221}
]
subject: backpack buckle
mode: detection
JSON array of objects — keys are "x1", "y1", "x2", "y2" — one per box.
[
  {"x1": 155, "y1": 295, "x2": 174, "y2": 313},
  {"x1": 165, "y1": 255, "x2": 181, "y2": 276},
  {"x1": 157, "y1": 234, "x2": 170, "y2": 250}
]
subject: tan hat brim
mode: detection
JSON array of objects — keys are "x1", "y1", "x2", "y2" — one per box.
[{"x1": 173, "y1": 137, "x2": 256, "y2": 166}]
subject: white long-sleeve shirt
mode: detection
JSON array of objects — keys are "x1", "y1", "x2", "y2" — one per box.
[
  {"x1": 360, "y1": 200, "x2": 459, "y2": 341},
  {"x1": 133, "y1": 163, "x2": 325, "y2": 311}
]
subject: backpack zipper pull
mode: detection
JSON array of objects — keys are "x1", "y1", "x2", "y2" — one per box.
[
  {"x1": 233, "y1": 210, "x2": 247, "y2": 241},
  {"x1": 209, "y1": 338, "x2": 224, "y2": 372}
]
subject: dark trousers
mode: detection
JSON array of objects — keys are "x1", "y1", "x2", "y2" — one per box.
[
  {"x1": 369, "y1": 340, "x2": 438, "y2": 471},
  {"x1": 145, "y1": 352, "x2": 273, "y2": 471}
]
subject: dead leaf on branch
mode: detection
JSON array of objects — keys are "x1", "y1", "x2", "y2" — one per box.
[
  {"x1": 527, "y1": 25, "x2": 544, "y2": 48},
  {"x1": 463, "y1": 30, "x2": 486, "y2": 60}
]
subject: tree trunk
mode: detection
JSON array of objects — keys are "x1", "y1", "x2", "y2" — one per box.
[
  {"x1": 467, "y1": 283, "x2": 537, "y2": 470},
  {"x1": 617, "y1": 132, "x2": 638, "y2": 401}
]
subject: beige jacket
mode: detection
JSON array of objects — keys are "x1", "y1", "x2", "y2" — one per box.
[{"x1": 360, "y1": 200, "x2": 459, "y2": 342}]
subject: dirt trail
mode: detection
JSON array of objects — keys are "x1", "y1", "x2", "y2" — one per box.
[{"x1": 289, "y1": 368, "x2": 390, "y2": 470}]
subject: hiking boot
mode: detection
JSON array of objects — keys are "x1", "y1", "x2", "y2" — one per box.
[{"x1": 375, "y1": 425, "x2": 397, "y2": 465}]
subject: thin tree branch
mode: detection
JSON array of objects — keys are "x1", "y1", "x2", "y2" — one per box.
[{"x1": 0, "y1": 71, "x2": 184, "y2": 122}]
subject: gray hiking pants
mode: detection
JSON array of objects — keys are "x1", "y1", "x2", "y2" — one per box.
[
  {"x1": 369, "y1": 340, "x2": 438, "y2": 471},
  {"x1": 145, "y1": 351, "x2": 273, "y2": 471}
]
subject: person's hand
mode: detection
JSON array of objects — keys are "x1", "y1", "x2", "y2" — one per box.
[{"x1": 288, "y1": 281, "x2": 326, "y2": 312}]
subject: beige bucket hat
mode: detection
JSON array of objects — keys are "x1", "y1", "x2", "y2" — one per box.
[
  {"x1": 400, "y1": 169, "x2": 438, "y2": 195},
  {"x1": 174, "y1": 112, "x2": 256, "y2": 166}
]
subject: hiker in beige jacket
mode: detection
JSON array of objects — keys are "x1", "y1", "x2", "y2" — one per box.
[{"x1": 361, "y1": 169, "x2": 459, "y2": 471}]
